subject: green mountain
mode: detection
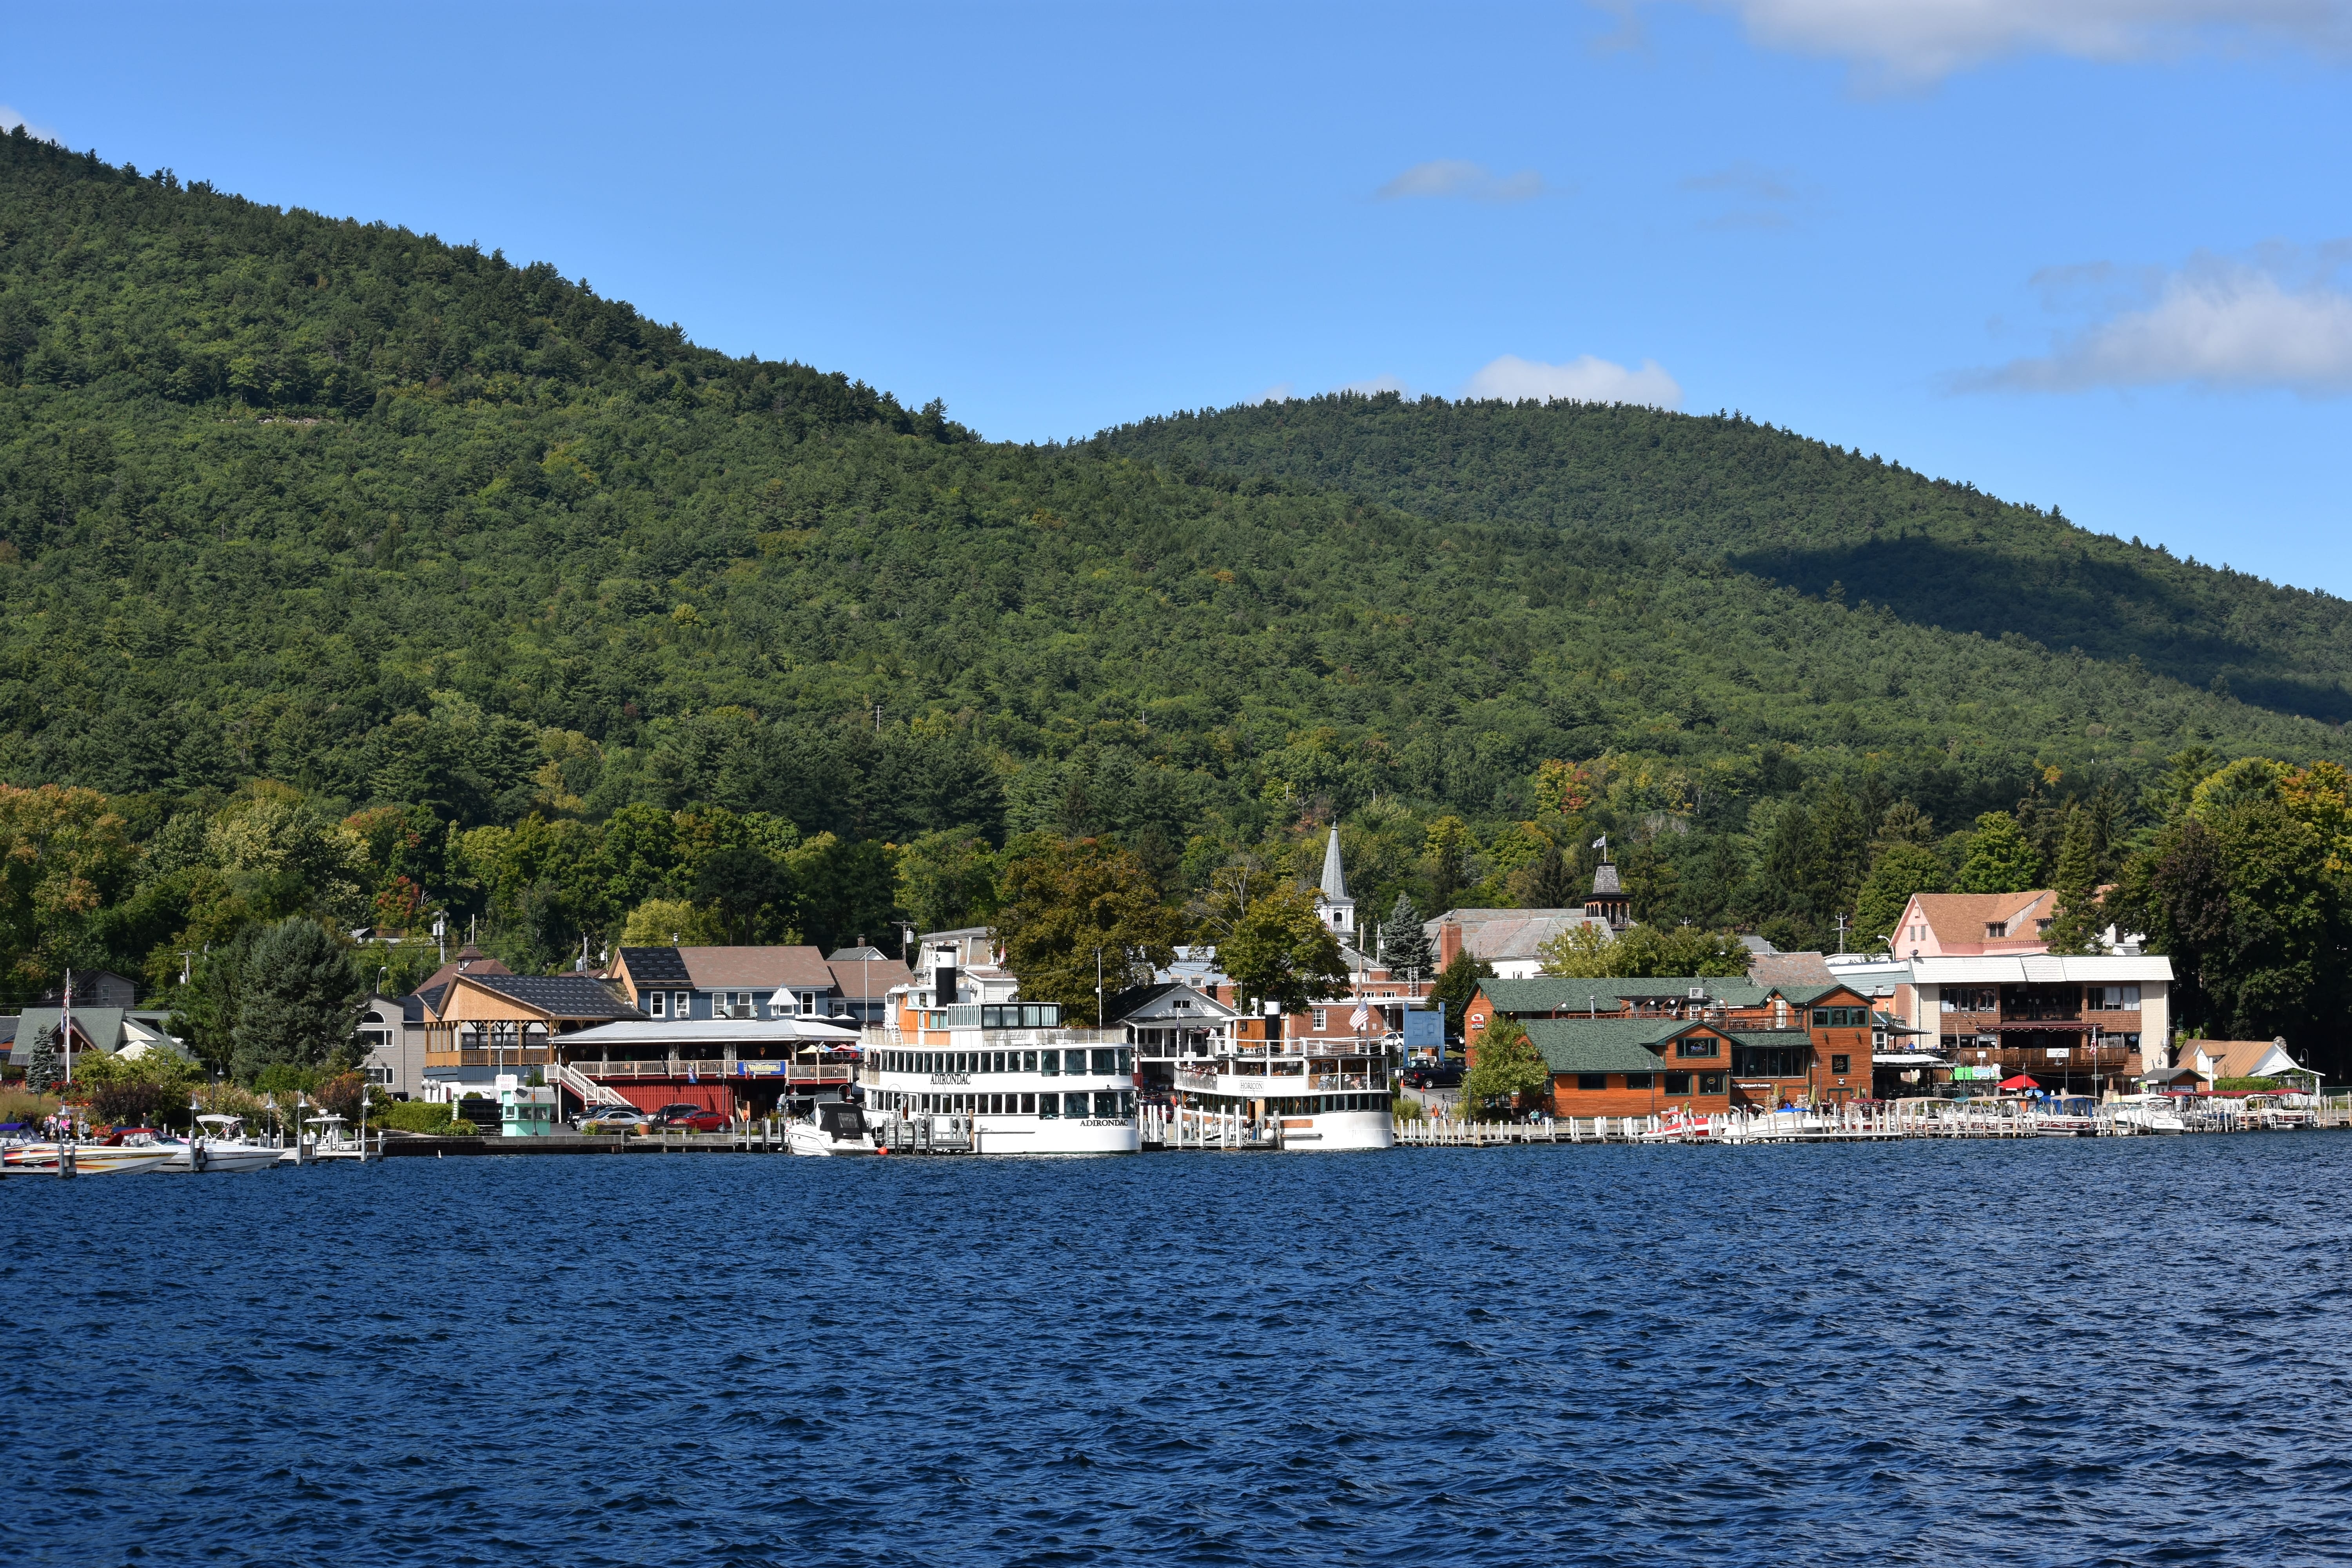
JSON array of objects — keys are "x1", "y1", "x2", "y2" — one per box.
[
  {"x1": 3, "y1": 127, "x2": 2349, "y2": 995},
  {"x1": 1096, "y1": 397, "x2": 2352, "y2": 726}
]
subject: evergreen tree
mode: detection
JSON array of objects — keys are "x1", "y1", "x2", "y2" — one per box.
[
  {"x1": 1954, "y1": 811, "x2": 2044, "y2": 894},
  {"x1": 1527, "y1": 842, "x2": 1580, "y2": 909},
  {"x1": 1805, "y1": 784, "x2": 1869, "y2": 929},
  {"x1": 1424, "y1": 817, "x2": 1472, "y2": 913},
  {"x1": 24, "y1": 1023, "x2": 62, "y2": 1093},
  {"x1": 1428, "y1": 949, "x2": 1496, "y2": 1042},
  {"x1": 1873, "y1": 799, "x2": 1936, "y2": 850},
  {"x1": 230, "y1": 918, "x2": 368, "y2": 1082},
  {"x1": 2043, "y1": 805, "x2": 2105, "y2": 954},
  {"x1": 1379, "y1": 891, "x2": 1435, "y2": 978}
]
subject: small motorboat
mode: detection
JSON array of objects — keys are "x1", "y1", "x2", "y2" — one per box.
[
  {"x1": 159, "y1": 1114, "x2": 285, "y2": 1173},
  {"x1": 785, "y1": 1100, "x2": 879, "y2": 1156},
  {"x1": 2109, "y1": 1097, "x2": 2187, "y2": 1134},
  {"x1": 1637, "y1": 1107, "x2": 1713, "y2": 1142}
]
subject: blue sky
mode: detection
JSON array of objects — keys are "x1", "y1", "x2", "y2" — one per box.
[{"x1": 9, "y1": 2, "x2": 2351, "y2": 590}]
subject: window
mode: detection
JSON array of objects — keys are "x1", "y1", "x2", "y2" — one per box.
[
  {"x1": 1314, "y1": 1009, "x2": 1327, "y2": 1030},
  {"x1": 1985, "y1": 922, "x2": 2007, "y2": 939},
  {"x1": 1091, "y1": 1048, "x2": 1118, "y2": 1075},
  {"x1": 648, "y1": 992, "x2": 666, "y2": 1019},
  {"x1": 1676, "y1": 1037, "x2": 1719, "y2": 1058},
  {"x1": 1022, "y1": 1050, "x2": 1038, "y2": 1071},
  {"x1": 800, "y1": 991, "x2": 817, "y2": 1017},
  {"x1": 1663, "y1": 1073, "x2": 1691, "y2": 1095},
  {"x1": 1093, "y1": 1091, "x2": 1121, "y2": 1118},
  {"x1": 733, "y1": 991, "x2": 752, "y2": 1016},
  {"x1": 1699, "y1": 1074, "x2": 1725, "y2": 1095},
  {"x1": 1040, "y1": 1051, "x2": 1060, "y2": 1076},
  {"x1": 1067, "y1": 1092, "x2": 1094, "y2": 1118},
  {"x1": 1038, "y1": 1093, "x2": 1060, "y2": 1119},
  {"x1": 1576, "y1": 1073, "x2": 1607, "y2": 1091},
  {"x1": 1624, "y1": 1073, "x2": 1653, "y2": 1089},
  {"x1": 1116, "y1": 1047, "x2": 1133, "y2": 1074},
  {"x1": 674, "y1": 991, "x2": 691, "y2": 1017},
  {"x1": 1020, "y1": 1093, "x2": 1036, "y2": 1113},
  {"x1": 1831, "y1": 1054, "x2": 1851, "y2": 1075}
]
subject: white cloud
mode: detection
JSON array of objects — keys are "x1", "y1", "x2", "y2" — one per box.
[
  {"x1": 1686, "y1": 0, "x2": 2352, "y2": 83},
  {"x1": 1964, "y1": 247, "x2": 2352, "y2": 395},
  {"x1": 0, "y1": 104, "x2": 62, "y2": 142},
  {"x1": 1462, "y1": 354, "x2": 1683, "y2": 408},
  {"x1": 1376, "y1": 160, "x2": 1548, "y2": 203}
]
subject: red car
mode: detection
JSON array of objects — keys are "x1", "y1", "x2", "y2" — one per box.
[{"x1": 648, "y1": 1102, "x2": 728, "y2": 1132}]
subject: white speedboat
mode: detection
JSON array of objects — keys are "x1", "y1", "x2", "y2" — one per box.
[
  {"x1": 159, "y1": 1114, "x2": 284, "y2": 1173},
  {"x1": 3, "y1": 1134, "x2": 175, "y2": 1175},
  {"x1": 786, "y1": 1100, "x2": 880, "y2": 1156},
  {"x1": 2109, "y1": 1097, "x2": 2187, "y2": 1134}
]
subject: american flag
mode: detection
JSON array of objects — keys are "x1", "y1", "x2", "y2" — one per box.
[{"x1": 1350, "y1": 999, "x2": 1370, "y2": 1032}]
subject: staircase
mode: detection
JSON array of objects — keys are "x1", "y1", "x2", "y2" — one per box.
[{"x1": 547, "y1": 1058, "x2": 633, "y2": 1114}]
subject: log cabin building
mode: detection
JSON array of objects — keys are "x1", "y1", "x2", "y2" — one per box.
[{"x1": 1467, "y1": 975, "x2": 1877, "y2": 1108}]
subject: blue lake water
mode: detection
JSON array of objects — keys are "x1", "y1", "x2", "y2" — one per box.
[{"x1": 7, "y1": 1136, "x2": 2351, "y2": 1566}]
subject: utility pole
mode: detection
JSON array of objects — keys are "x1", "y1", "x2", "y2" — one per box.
[
  {"x1": 1834, "y1": 914, "x2": 1850, "y2": 955},
  {"x1": 1096, "y1": 947, "x2": 1105, "y2": 1031},
  {"x1": 62, "y1": 968, "x2": 74, "y2": 1086}
]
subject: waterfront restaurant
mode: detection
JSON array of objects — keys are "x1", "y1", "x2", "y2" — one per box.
[
  {"x1": 1903, "y1": 954, "x2": 2173, "y2": 1092},
  {"x1": 417, "y1": 972, "x2": 645, "y2": 1103}
]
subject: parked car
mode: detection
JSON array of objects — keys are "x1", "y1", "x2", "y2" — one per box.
[
  {"x1": 577, "y1": 1108, "x2": 651, "y2": 1134},
  {"x1": 649, "y1": 1103, "x2": 728, "y2": 1132},
  {"x1": 1403, "y1": 1065, "x2": 1463, "y2": 1090}
]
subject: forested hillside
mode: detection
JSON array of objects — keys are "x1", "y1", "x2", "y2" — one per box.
[
  {"x1": 2, "y1": 127, "x2": 2348, "y2": 1065},
  {"x1": 1098, "y1": 397, "x2": 2352, "y2": 725}
]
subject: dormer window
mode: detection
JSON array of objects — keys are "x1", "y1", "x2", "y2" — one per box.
[{"x1": 1985, "y1": 922, "x2": 2007, "y2": 939}]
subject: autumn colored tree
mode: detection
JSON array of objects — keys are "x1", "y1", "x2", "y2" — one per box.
[{"x1": 0, "y1": 785, "x2": 139, "y2": 999}]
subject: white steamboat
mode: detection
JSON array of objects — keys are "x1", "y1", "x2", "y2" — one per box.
[
  {"x1": 860, "y1": 948, "x2": 1138, "y2": 1156},
  {"x1": 1169, "y1": 1021, "x2": 1395, "y2": 1152}
]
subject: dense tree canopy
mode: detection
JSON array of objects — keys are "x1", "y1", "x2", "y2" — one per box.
[{"x1": 7, "y1": 130, "x2": 2352, "y2": 1070}]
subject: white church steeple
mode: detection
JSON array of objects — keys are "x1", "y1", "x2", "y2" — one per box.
[{"x1": 1316, "y1": 827, "x2": 1355, "y2": 936}]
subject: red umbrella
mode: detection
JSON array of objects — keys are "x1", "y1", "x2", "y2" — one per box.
[{"x1": 1998, "y1": 1073, "x2": 2041, "y2": 1091}]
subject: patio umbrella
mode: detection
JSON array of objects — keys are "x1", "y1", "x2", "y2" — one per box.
[{"x1": 1998, "y1": 1073, "x2": 2041, "y2": 1091}]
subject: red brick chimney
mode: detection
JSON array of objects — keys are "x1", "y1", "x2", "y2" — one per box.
[{"x1": 1439, "y1": 921, "x2": 1464, "y2": 970}]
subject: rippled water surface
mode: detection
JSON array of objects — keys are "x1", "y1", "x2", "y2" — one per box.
[{"x1": 9, "y1": 1136, "x2": 2352, "y2": 1566}]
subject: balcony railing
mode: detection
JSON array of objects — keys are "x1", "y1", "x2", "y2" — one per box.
[{"x1": 573, "y1": 1059, "x2": 854, "y2": 1082}]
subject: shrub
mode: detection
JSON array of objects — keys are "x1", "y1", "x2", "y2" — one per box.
[{"x1": 376, "y1": 1099, "x2": 463, "y2": 1135}]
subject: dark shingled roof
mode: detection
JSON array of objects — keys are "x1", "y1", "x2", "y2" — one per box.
[
  {"x1": 616, "y1": 947, "x2": 693, "y2": 986},
  {"x1": 1775, "y1": 983, "x2": 1872, "y2": 1007},
  {"x1": 1520, "y1": 1018, "x2": 1698, "y2": 1073},
  {"x1": 465, "y1": 973, "x2": 642, "y2": 1020}
]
